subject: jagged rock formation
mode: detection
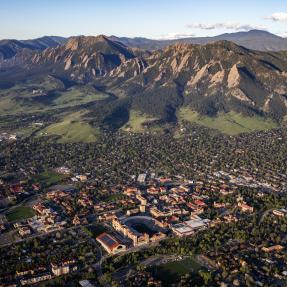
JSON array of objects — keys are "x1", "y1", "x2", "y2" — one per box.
[{"x1": 2, "y1": 35, "x2": 287, "y2": 123}]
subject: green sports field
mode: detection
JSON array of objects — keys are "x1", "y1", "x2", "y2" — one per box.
[{"x1": 6, "y1": 207, "x2": 36, "y2": 222}]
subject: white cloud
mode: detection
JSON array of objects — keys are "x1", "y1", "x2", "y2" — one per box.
[
  {"x1": 186, "y1": 22, "x2": 264, "y2": 31},
  {"x1": 278, "y1": 31, "x2": 287, "y2": 38},
  {"x1": 153, "y1": 32, "x2": 195, "y2": 40},
  {"x1": 265, "y1": 12, "x2": 287, "y2": 22}
]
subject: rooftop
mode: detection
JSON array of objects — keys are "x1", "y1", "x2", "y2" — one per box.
[{"x1": 96, "y1": 232, "x2": 120, "y2": 250}]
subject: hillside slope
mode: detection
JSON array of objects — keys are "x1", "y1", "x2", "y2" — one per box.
[
  {"x1": 0, "y1": 36, "x2": 67, "y2": 60},
  {"x1": 1, "y1": 36, "x2": 287, "y2": 138}
]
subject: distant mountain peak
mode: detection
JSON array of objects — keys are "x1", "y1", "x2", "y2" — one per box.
[{"x1": 246, "y1": 29, "x2": 277, "y2": 35}]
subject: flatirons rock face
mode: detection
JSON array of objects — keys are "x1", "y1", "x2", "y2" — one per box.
[
  {"x1": 20, "y1": 35, "x2": 135, "y2": 81},
  {"x1": 104, "y1": 40, "x2": 287, "y2": 120},
  {"x1": 2, "y1": 35, "x2": 287, "y2": 123}
]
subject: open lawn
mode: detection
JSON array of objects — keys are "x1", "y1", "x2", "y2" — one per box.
[
  {"x1": 152, "y1": 257, "x2": 201, "y2": 284},
  {"x1": 39, "y1": 111, "x2": 100, "y2": 143},
  {"x1": 103, "y1": 193, "x2": 128, "y2": 202},
  {"x1": 82, "y1": 224, "x2": 107, "y2": 237},
  {"x1": 34, "y1": 171, "x2": 67, "y2": 187},
  {"x1": 0, "y1": 83, "x2": 108, "y2": 116},
  {"x1": 53, "y1": 86, "x2": 107, "y2": 107},
  {"x1": 178, "y1": 107, "x2": 278, "y2": 135},
  {"x1": 122, "y1": 110, "x2": 157, "y2": 133},
  {"x1": 6, "y1": 207, "x2": 35, "y2": 222}
]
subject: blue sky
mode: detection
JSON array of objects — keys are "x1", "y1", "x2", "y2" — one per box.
[{"x1": 1, "y1": 0, "x2": 287, "y2": 40}]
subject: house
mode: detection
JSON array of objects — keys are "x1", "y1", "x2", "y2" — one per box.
[
  {"x1": 124, "y1": 187, "x2": 139, "y2": 196},
  {"x1": 18, "y1": 226, "x2": 31, "y2": 237},
  {"x1": 214, "y1": 202, "x2": 226, "y2": 208},
  {"x1": 273, "y1": 209, "x2": 287, "y2": 217},
  {"x1": 10, "y1": 184, "x2": 24, "y2": 194},
  {"x1": 262, "y1": 245, "x2": 284, "y2": 253},
  {"x1": 147, "y1": 187, "x2": 159, "y2": 194},
  {"x1": 238, "y1": 202, "x2": 254, "y2": 213},
  {"x1": 137, "y1": 173, "x2": 147, "y2": 183},
  {"x1": 76, "y1": 175, "x2": 88, "y2": 181}
]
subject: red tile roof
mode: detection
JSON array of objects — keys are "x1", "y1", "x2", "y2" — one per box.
[{"x1": 96, "y1": 233, "x2": 120, "y2": 250}]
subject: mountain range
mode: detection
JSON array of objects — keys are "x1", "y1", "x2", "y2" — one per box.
[
  {"x1": 1, "y1": 31, "x2": 287, "y2": 139},
  {"x1": 111, "y1": 30, "x2": 287, "y2": 52},
  {"x1": 1, "y1": 30, "x2": 287, "y2": 62},
  {"x1": 0, "y1": 36, "x2": 67, "y2": 60}
]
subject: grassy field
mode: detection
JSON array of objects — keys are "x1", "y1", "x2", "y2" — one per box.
[
  {"x1": 53, "y1": 86, "x2": 107, "y2": 107},
  {"x1": 178, "y1": 107, "x2": 278, "y2": 135},
  {"x1": 33, "y1": 171, "x2": 67, "y2": 187},
  {"x1": 82, "y1": 224, "x2": 107, "y2": 238},
  {"x1": 6, "y1": 207, "x2": 36, "y2": 222},
  {"x1": 0, "y1": 83, "x2": 107, "y2": 116},
  {"x1": 103, "y1": 193, "x2": 128, "y2": 202},
  {"x1": 39, "y1": 111, "x2": 100, "y2": 143},
  {"x1": 152, "y1": 257, "x2": 201, "y2": 284},
  {"x1": 122, "y1": 110, "x2": 157, "y2": 133}
]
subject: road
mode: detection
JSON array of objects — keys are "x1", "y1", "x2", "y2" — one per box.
[{"x1": 0, "y1": 194, "x2": 40, "y2": 214}]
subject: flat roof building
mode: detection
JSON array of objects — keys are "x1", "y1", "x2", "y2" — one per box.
[
  {"x1": 172, "y1": 223, "x2": 194, "y2": 237},
  {"x1": 185, "y1": 219, "x2": 206, "y2": 230}
]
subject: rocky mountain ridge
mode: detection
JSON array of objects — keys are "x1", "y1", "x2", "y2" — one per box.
[{"x1": 1, "y1": 34, "x2": 287, "y2": 126}]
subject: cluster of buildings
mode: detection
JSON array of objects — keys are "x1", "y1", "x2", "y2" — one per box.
[
  {"x1": 1, "y1": 163, "x2": 286, "y2": 286},
  {"x1": 96, "y1": 215, "x2": 167, "y2": 254},
  {"x1": 0, "y1": 132, "x2": 17, "y2": 142},
  {"x1": 172, "y1": 215, "x2": 210, "y2": 237},
  {"x1": 13, "y1": 202, "x2": 67, "y2": 238},
  {"x1": 96, "y1": 178, "x2": 213, "y2": 253},
  {"x1": 15, "y1": 203, "x2": 67, "y2": 235},
  {"x1": 17, "y1": 260, "x2": 77, "y2": 286},
  {"x1": 0, "y1": 179, "x2": 41, "y2": 208},
  {"x1": 46, "y1": 189, "x2": 75, "y2": 215},
  {"x1": 213, "y1": 167, "x2": 286, "y2": 193},
  {"x1": 94, "y1": 169, "x2": 276, "y2": 257}
]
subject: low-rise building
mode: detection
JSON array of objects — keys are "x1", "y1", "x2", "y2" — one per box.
[
  {"x1": 51, "y1": 260, "x2": 77, "y2": 276},
  {"x1": 238, "y1": 202, "x2": 254, "y2": 213},
  {"x1": 171, "y1": 223, "x2": 193, "y2": 237},
  {"x1": 273, "y1": 209, "x2": 287, "y2": 217},
  {"x1": 18, "y1": 226, "x2": 31, "y2": 237},
  {"x1": 20, "y1": 273, "x2": 52, "y2": 286},
  {"x1": 262, "y1": 245, "x2": 284, "y2": 253},
  {"x1": 96, "y1": 232, "x2": 126, "y2": 254}
]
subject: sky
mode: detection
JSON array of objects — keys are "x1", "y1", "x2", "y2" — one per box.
[{"x1": 1, "y1": 0, "x2": 287, "y2": 40}]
